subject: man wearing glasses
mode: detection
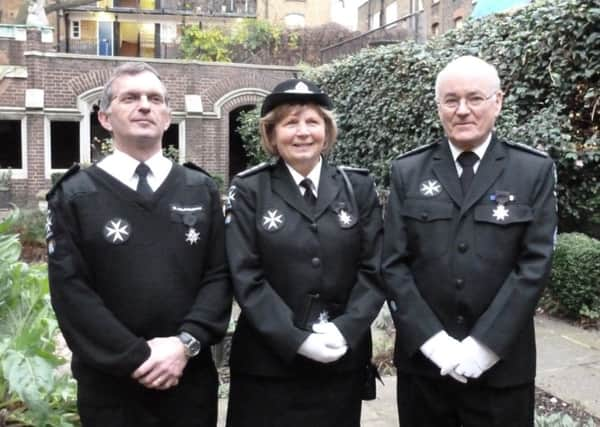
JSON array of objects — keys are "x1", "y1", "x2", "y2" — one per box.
[
  {"x1": 46, "y1": 62, "x2": 231, "y2": 426},
  {"x1": 382, "y1": 55, "x2": 557, "y2": 426}
]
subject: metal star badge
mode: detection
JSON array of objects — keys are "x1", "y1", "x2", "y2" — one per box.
[
  {"x1": 185, "y1": 227, "x2": 200, "y2": 245},
  {"x1": 103, "y1": 218, "x2": 131, "y2": 244},
  {"x1": 262, "y1": 209, "x2": 284, "y2": 231},
  {"x1": 318, "y1": 310, "x2": 330, "y2": 324},
  {"x1": 492, "y1": 205, "x2": 510, "y2": 221},
  {"x1": 225, "y1": 186, "x2": 236, "y2": 209},
  {"x1": 45, "y1": 210, "x2": 53, "y2": 239},
  {"x1": 420, "y1": 179, "x2": 442, "y2": 197},
  {"x1": 338, "y1": 209, "x2": 353, "y2": 226}
]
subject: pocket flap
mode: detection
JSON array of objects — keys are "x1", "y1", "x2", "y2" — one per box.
[
  {"x1": 399, "y1": 200, "x2": 454, "y2": 222},
  {"x1": 474, "y1": 204, "x2": 533, "y2": 225}
]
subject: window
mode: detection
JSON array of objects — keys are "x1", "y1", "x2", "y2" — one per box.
[
  {"x1": 50, "y1": 121, "x2": 80, "y2": 169},
  {"x1": 0, "y1": 120, "x2": 23, "y2": 169},
  {"x1": 411, "y1": 0, "x2": 424, "y2": 12},
  {"x1": 454, "y1": 17, "x2": 463, "y2": 28},
  {"x1": 370, "y1": 11, "x2": 380, "y2": 29},
  {"x1": 431, "y1": 22, "x2": 440, "y2": 36},
  {"x1": 385, "y1": 3, "x2": 398, "y2": 25},
  {"x1": 284, "y1": 13, "x2": 305, "y2": 28},
  {"x1": 71, "y1": 20, "x2": 80, "y2": 39}
]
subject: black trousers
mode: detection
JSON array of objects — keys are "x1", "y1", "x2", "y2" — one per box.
[
  {"x1": 77, "y1": 363, "x2": 219, "y2": 427},
  {"x1": 396, "y1": 372, "x2": 535, "y2": 427},
  {"x1": 226, "y1": 370, "x2": 364, "y2": 427}
]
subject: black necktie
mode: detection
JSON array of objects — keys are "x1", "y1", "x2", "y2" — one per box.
[
  {"x1": 300, "y1": 178, "x2": 317, "y2": 208},
  {"x1": 457, "y1": 151, "x2": 479, "y2": 196},
  {"x1": 135, "y1": 163, "x2": 153, "y2": 198}
]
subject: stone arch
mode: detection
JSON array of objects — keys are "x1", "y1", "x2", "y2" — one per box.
[{"x1": 215, "y1": 88, "x2": 268, "y2": 182}]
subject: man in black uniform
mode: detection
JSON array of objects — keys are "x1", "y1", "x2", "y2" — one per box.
[
  {"x1": 46, "y1": 62, "x2": 231, "y2": 427},
  {"x1": 382, "y1": 56, "x2": 557, "y2": 426}
]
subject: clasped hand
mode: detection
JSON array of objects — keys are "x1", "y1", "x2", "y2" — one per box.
[
  {"x1": 131, "y1": 336, "x2": 188, "y2": 390},
  {"x1": 421, "y1": 332, "x2": 499, "y2": 384},
  {"x1": 297, "y1": 322, "x2": 348, "y2": 363}
]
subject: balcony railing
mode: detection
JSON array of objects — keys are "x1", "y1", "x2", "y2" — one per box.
[
  {"x1": 320, "y1": 12, "x2": 426, "y2": 64},
  {"x1": 61, "y1": 39, "x2": 182, "y2": 59},
  {"x1": 65, "y1": 0, "x2": 256, "y2": 16}
]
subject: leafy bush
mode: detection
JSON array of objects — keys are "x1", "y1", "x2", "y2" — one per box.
[
  {"x1": 5, "y1": 207, "x2": 47, "y2": 248},
  {"x1": 535, "y1": 412, "x2": 597, "y2": 427},
  {"x1": 546, "y1": 233, "x2": 600, "y2": 321},
  {"x1": 0, "y1": 213, "x2": 79, "y2": 426},
  {"x1": 238, "y1": 0, "x2": 599, "y2": 235}
]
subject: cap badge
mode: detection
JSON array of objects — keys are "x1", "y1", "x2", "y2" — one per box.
[{"x1": 285, "y1": 81, "x2": 312, "y2": 94}]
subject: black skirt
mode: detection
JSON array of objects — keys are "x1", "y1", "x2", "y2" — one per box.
[{"x1": 226, "y1": 369, "x2": 365, "y2": 427}]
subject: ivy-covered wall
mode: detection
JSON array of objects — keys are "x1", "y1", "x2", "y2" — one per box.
[{"x1": 238, "y1": 0, "x2": 599, "y2": 235}]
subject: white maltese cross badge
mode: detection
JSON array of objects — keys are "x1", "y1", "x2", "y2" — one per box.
[
  {"x1": 103, "y1": 218, "x2": 131, "y2": 244},
  {"x1": 262, "y1": 209, "x2": 284, "y2": 232},
  {"x1": 420, "y1": 179, "x2": 442, "y2": 197}
]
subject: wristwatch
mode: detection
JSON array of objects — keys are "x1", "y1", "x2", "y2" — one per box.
[{"x1": 178, "y1": 331, "x2": 201, "y2": 358}]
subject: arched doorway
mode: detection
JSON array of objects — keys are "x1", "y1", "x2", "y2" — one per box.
[{"x1": 228, "y1": 105, "x2": 255, "y2": 181}]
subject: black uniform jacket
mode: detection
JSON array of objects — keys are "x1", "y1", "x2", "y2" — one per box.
[
  {"x1": 225, "y1": 159, "x2": 385, "y2": 377},
  {"x1": 382, "y1": 136, "x2": 557, "y2": 388},
  {"x1": 46, "y1": 162, "x2": 231, "y2": 386}
]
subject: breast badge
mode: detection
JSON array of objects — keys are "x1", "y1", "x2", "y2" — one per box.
[
  {"x1": 490, "y1": 191, "x2": 515, "y2": 222},
  {"x1": 262, "y1": 209, "x2": 284, "y2": 232},
  {"x1": 420, "y1": 179, "x2": 442, "y2": 197},
  {"x1": 103, "y1": 218, "x2": 131, "y2": 244}
]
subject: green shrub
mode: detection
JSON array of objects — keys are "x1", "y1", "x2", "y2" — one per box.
[
  {"x1": 5, "y1": 207, "x2": 47, "y2": 248},
  {"x1": 535, "y1": 412, "x2": 597, "y2": 427},
  {"x1": 547, "y1": 233, "x2": 600, "y2": 320},
  {"x1": 238, "y1": 0, "x2": 599, "y2": 235}
]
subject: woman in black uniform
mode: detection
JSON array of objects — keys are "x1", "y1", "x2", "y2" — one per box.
[{"x1": 225, "y1": 78, "x2": 384, "y2": 427}]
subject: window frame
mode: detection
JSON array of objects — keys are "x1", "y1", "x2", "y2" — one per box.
[{"x1": 0, "y1": 113, "x2": 27, "y2": 180}]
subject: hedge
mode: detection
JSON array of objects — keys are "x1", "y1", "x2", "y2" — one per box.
[
  {"x1": 238, "y1": 0, "x2": 599, "y2": 235},
  {"x1": 546, "y1": 233, "x2": 600, "y2": 321}
]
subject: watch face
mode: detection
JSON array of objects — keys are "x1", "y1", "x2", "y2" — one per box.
[
  {"x1": 188, "y1": 340, "x2": 201, "y2": 357},
  {"x1": 180, "y1": 332, "x2": 201, "y2": 357}
]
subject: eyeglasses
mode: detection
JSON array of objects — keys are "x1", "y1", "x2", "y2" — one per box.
[
  {"x1": 112, "y1": 92, "x2": 167, "y2": 106},
  {"x1": 437, "y1": 92, "x2": 498, "y2": 111}
]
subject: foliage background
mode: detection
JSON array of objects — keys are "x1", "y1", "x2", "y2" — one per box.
[{"x1": 238, "y1": 0, "x2": 600, "y2": 236}]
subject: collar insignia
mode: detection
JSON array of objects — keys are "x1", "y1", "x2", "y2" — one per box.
[
  {"x1": 103, "y1": 218, "x2": 131, "y2": 244},
  {"x1": 262, "y1": 209, "x2": 285, "y2": 232},
  {"x1": 420, "y1": 179, "x2": 442, "y2": 197}
]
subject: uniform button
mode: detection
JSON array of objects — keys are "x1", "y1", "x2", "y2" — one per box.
[
  {"x1": 458, "y1": 242, "x2": 468, "y2": 253},
  {"x1": 421, "y1": 212, "x2": 429, "y2": 220},
  {"x1": 310, "y1": 223, "x2": 318, "y2": 232},
  {"x1": 311, "y1": 257, "x2": 321, "y2": 268},
  {"x1": 457, "y1": 315, "x2": 465, "y2": 325},
  {"x1": 455, "y1": 278, "x2": 464, "y2": 289}
]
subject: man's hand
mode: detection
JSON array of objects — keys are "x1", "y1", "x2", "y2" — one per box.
[
  {"x1": 312, "y1": 322, "x2": 347, "y2": 348},
  {"x1": 454, "y1": 336, "x2": 500, "y2": 379},
  {"x1": 132, "y1": 336, "x2": 188, "y2": 390},
  {"x1": 297, "y1": 333, "x2": 348, "y2": 363},
  {"x1": 420, "y1": 331, "x2": 467, "y2": 383}
]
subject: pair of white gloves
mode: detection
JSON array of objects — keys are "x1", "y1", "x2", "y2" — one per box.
[
  {"x1": 420, "y1": 331, "x2": 500, "y2": 383},
  {"x1": 297, "y1": 322, "x2": 348, "y2": 363}
]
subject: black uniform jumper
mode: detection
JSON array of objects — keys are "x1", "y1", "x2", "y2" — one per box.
[{"x1": 47, "y1": 162, "x2": 231, "y2": 427}]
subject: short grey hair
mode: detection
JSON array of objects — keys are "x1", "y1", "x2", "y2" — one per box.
[
  {"x1": 98, "y1": 62, "x2": 169, "y2": 112},
  {"x1": 435, "y1": 55, "x2": 501, "y2": 99}
]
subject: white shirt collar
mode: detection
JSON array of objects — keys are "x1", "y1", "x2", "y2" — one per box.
[
  {"x1": 97, "y1": 148, "x2": 172, "y2": 191},
  {"x1": 285, "y1": 157, "x2": 322, "y2": 197},
  {"x1": 448, "y1": 133, "x2": 492, "y2": 174}
]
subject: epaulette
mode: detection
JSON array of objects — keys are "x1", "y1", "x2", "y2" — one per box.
[
  {"x1": 338, "y1": 165, "x2": 369, "y2": 175},
  {"x1": 46, "y1": 163, "x2": 81, "y2": 199},
  {"x1": 396, "y1": 142, "x2": 438, "y2": 159},
  {"x1": 183, "y1": 161, "x2": 212, "y2": 177},
  {"x1": 236, "y1": 161, "x2": 275, "y2": 178},
  {"x1": 504, "y1": 141, "x2": 548, "y2": 157}
]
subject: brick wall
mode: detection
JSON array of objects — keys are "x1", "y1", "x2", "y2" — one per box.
[{"x1": 0, "y1": 28, "x2": 298, "y2": 204}]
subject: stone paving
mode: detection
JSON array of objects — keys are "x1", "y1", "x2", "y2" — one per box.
[{"x1": 217, "y1": 314, "x2": 600, "y2": 426}]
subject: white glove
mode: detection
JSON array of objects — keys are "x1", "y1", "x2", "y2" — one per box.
[
  {"x1": 454, "y1": 336, "x2": 500, "y2": 379},
  {"x1": 297, "y1": 333, "x2": 348, "y2": 363},
  {"x1": 420, "y1": 331, "x2": 467, "y2": 383},
  {"x1": 312, "y1": 322, "x2": 347, "y2": 348}
]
